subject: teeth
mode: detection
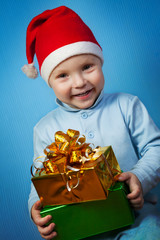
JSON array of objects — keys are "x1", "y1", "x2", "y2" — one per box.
[{"x1": 77, "y1": 90, "x2": 90, "y2": 96}]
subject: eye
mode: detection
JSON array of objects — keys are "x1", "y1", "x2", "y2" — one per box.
[
  {"x1": 57, "y1": 73, "x2": 67, "y2": 79},
  {"x1": 82, "y1": 64, "x2": 93, "y2": 71}
]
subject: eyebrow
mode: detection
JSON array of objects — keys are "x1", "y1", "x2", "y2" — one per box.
[{"x1": 53, "y1": 68, "x2": 67, "y2": 76}]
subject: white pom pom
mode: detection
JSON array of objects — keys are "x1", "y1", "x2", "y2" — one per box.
[{"x1": 21, "y1": 62, "x2": 38, "y2": 79}]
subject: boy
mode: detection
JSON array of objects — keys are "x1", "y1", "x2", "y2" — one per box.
[{"x1": 22, "y1": 6, "x2": 160, "y2": 240}]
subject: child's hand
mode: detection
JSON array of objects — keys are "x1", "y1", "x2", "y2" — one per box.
[
  {"x1": 118, "y1": 172, "x2": 144, "y2": 210},
  {"x1": 31, "y1": 200, "x2": 57, "y2": 239}
]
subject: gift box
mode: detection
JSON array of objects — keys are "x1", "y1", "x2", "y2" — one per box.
[
  {"x1": 40, "y1": 181, "x2": 135, "y2": 240},
  {"x1": 31, "y1": 129, "x2": 121, "y2": 207},
  {"x1": 32, "y1": 129, "x2": 134, "y2": 239}
]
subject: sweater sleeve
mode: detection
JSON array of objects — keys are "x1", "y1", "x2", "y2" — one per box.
[
  {"x1": 126, "y1": 96, "x2": 160, "y2": 195},
  {"x1": 28, "y1": 125, "x2": 49, "y2": 217}
]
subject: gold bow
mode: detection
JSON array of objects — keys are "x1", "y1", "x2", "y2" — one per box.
[{"x1": 32, "y1": 129, "x2": 99, "y2": 176}]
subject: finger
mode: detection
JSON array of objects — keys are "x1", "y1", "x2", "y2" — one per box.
[
  {"x1": 35, "y1": 214, "x2": 52, "y2": 227},
  {"x1": 118, "y1": 172, "x2": 130, "y2": 182},
  {"x1": 34, "y1": 200, "x2": 43, "y2": 210},
  {"x1": 129, "y1": 197, "x2": 144, "y2": 210},
  {"x1": 129, "y1": 196, "x2": 144, "y2": 205},
  {"x1": 41, "y1": 230, "x2": 57, "y2": 240},
  {"x1": 130, "y1": 202, "x2": 144, "y2": 210},
  {"x1": 127, "y1": 188, "x2": 141, "y2": 199},
  {"x1": 38, "y1": 222, "x2": 55, "y2": 236}
]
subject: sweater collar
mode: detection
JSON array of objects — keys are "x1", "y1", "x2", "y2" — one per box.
[{"x1": 56, "y1": 89, "x2": 104, "y2": 112}]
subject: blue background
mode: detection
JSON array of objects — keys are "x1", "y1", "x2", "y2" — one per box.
[{"x1": 0, "y1": 0, "x2": 160, "y2": 239}]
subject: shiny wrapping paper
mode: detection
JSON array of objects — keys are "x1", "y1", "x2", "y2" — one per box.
[
  {"x1": 31, "y1": 129, "x2": 121, "y2": 207},
  {"x1": 40, "y1": 182, "x2": 135, "y2": 240}
]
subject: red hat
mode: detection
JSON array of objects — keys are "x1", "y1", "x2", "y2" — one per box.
[{"x1": 22, "y1": 6, "x2": 103, "y2": 84}]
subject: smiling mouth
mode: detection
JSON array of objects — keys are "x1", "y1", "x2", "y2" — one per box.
[{"x1": 74, "y1": 89, "x2": 92, "y2": 97}]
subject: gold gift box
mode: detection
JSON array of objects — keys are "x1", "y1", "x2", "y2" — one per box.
[{"x1": 32, "y1": 144, "x2": 121, "y2": 207}]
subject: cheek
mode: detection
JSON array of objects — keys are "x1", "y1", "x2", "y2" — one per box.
[
  {"x1": 100, "y1": 74, "x2": 105, "y2": 87},
  {"x1": 51, "y1": 82, "x2": 61, "y2": 95},
  {"x1": 52, "y1": 82, "x2": 70, "y2": 98},
  {"x1": 92, "y1": 71, "x2": 104, "y2": 87}
]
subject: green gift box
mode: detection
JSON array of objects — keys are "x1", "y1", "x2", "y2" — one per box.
[{"x1": 40, "y1": 182, "x2": 134, "y2": 240}]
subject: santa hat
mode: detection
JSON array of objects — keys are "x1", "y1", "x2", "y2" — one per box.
[{"x1": 22, "y1": 6, "x2": 103, "y2": 84}]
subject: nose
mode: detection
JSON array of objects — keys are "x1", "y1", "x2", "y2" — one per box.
[{"x1": 72, "y1": 73, "x2": 86, "y2": 88}]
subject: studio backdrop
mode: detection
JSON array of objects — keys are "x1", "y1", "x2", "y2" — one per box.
[{"x1": 0, "y1": 0, "x2": 160, "y2": 239}]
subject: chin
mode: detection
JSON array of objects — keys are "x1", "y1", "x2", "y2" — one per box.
[{"x1": 77, "y1": 102, "x2": 94, "y2": 109}]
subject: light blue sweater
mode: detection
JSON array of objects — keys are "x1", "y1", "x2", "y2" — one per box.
[{"x1": 28, "y1": 91, "x2": 160, "y2": 214}]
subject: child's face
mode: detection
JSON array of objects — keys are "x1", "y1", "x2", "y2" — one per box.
[{"x1": 49, "y1": 54, "x2": 104, "y2": 109}]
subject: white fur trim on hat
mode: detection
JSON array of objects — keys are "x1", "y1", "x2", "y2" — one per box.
[{"x1": 41, "y1": 41, "x2": 103, "y2": 84}]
